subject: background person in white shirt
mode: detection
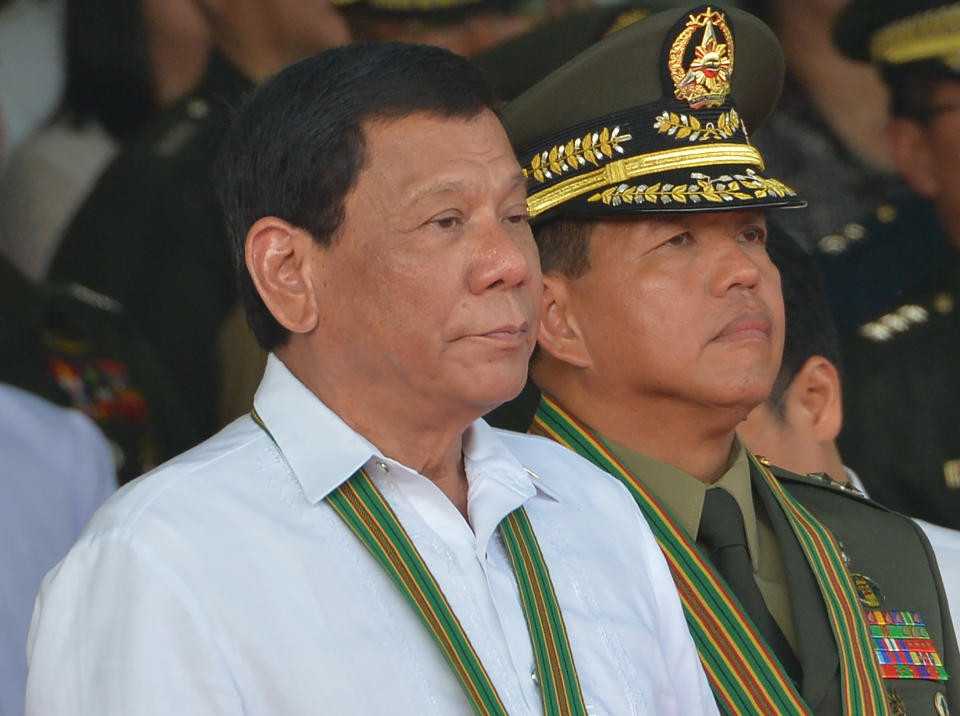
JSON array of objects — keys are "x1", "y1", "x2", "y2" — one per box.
[
  {"x1": 0, "y1": 384, "x2": 114, "y2": 716},
  {"x1": 25, "y1": 42, "x2": 716, "y2": 715}
]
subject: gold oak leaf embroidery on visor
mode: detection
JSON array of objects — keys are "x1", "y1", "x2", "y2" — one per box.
[
  {"x1": 587, "y1": 169, "x2": 796, "y2": 206},
  {"x1": 525, "y1": 126, "x2": 633, "y2": 183},
  {"x1": 654, "y1": 108, "x2": 741, "y2": 141}
]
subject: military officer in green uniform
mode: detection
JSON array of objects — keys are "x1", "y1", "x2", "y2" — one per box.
[
  {"x1": 498, "y1": 5, "x2": 959, "y2": 713},
  {"x1": 0, "y1": 254, "x2": 197, "y2": 484},
  {"x1": 813, "y1": 0, "x2": 960, "y2": 531}
]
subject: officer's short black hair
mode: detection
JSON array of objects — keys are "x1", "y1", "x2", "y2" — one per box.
[
  {"x1": 534, "y1": 217, "x2": 595, "y2": 279},
  {"x1": 765, "y1": 222, "x2": 843, "y2": 419},
  {"x1": 216, "y1": 42, "x2": 499, "y2": 351}
]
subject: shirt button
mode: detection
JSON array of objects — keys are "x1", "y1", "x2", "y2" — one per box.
[
  {"x1": 530, "y1": 670, "x2": 539, "y2": 684},
  {"x1": 375, "y1": 461, "x2": 389, "y2": 474}
]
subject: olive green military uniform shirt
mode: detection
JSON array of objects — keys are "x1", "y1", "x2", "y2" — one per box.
[
  {"x1": 606, "y1": 436, "x2": 797, "y2": 650},
  {"x1": 598, "y1": 432, "x2": 959, "y2": 714}
]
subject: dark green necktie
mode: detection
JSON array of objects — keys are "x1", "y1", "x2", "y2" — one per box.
[{"x1": 699, "y1": 487, "x2": 803, "y2": 686}]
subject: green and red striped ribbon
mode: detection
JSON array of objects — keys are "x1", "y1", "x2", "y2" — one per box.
[
  {"x1": 531, "y1": 394, "x2": 889, "y2": 716},
  {"x1": 251, "y1": 410, "x2": 587, "y2": 716},
  {"x1": 499, "y1": 508, "x2": 587, "y2": 716}
]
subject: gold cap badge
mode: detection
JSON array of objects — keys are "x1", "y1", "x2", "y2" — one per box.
[{"x1": 669, "y1": 7, "x2": 734, "y2": 109}]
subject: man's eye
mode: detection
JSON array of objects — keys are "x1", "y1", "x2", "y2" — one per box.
[
  {"x1": 433, "y1": 216, "x2": 460, "y2": 229},
  {"x1": 504, "y1": 213, "x2": 529, "y2": 225},
  {"x1": 665, "y1": 232, "x2": 690, "y2": 247},
  {"x1": 741, "y1": 227, "x2": 766, "y2": 243}
]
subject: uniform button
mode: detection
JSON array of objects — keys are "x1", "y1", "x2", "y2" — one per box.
[
  {"x1": 876, "y1": 204, "x2": 897, "y2": 223},
  {"x1": 934, "y1": 292, "x2": 955, "y2": 314},
  {"x1": 376, "y1": 461, "x2": 389, "y2": 474},
  {"x1": 944, "y1": 460, "x2": 960, "y2": 490},
  {"x1": 530, "y1": 670, "x2": 539, "y2": 684},
  {"x1": 817, "y1": 234, "x2": 847, "y2": 254},
  {"x1": 898, "y1": 304, "x2": 929, "y2": 323},
  {"x1": 186, "y1": 98, "x2": 210, "y2": 119},
  {"x1": 843, "y1": 222, "x2": 866, "y2": 241},
  {"x1": 859, "y1": 321, "x2": 893, "y2": 342},
  {"x1": 879, "y1": 312, "x2": 910, "y2": 332}
]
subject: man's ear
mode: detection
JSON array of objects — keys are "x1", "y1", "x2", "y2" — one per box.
[
  {"x1": 536, "y1": 273, "x2": 591, "y2": 369},
  {"x1": 888, "y1": 119, "x2": 939, "y2": 197},
  {"x1": 787, "y1": 355, "x2": 843, "y2": 442},
  {"x1": 245, "y1": 216, "x2": 320, "y2": 335}
]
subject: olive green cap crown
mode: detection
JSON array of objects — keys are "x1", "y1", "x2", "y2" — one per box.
[{"x1": 503, "y1": 4, "x2": 805, "y2": 222}]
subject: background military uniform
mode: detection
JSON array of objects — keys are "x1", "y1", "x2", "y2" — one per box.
[
  {"x1": 826, "y1": 216, "x2": 960, "y2": 529},
  {"x1": 0, "y1": 256, "x2": 197, "y2": 484},
  {"x1": 824, "y1": 0, "x2": 960, "y2": 530},
  {"x1": 48, "y1": 54, "x2": 252, "y2": 442}
]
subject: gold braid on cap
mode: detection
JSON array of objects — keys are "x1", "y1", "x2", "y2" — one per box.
[
  {"x1": 526, "y1": 142, "x2": 764, "y2": 217},
  {"x1": 870, "y1": 4, "x2": 960, "y2": 68}
]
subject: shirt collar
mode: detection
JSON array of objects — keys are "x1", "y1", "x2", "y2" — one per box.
[
  {"x1": 604, "y1": 434, "x2": 760, "y2": 568},
  {"x1": 253, "y1": 355, "x2": 559, "y2": 512}
]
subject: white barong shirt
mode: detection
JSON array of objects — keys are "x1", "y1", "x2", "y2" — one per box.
[{"x1": 26, "y1": 355, "x2": 717, "y2": 715}]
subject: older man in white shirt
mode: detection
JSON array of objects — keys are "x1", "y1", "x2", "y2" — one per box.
[{"x1": 25, "y1": 42, "x2": 716, "y2": 715}]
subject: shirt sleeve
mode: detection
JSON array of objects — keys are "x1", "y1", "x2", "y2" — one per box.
[{"x1": 26, "y1": 528, "x2": 243, "y2": 715}]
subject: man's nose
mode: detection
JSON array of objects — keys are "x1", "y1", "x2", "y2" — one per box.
[{"x1": 468, "y1": 220, "x2": 536, "y2": 294}]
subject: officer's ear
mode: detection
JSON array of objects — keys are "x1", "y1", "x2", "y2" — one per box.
[
  {"x1": 245, "y1": 217, "x2": 320, "y2": 335},
  {"x1": 536, "y1": 273, "x2": 592, "y2": 369},
  {"x1": 888, "y1": 119, "x2": 939, "y2": 197},
  {"x1": 786, "y1": 355, "x2": 843, "y2": 443}
]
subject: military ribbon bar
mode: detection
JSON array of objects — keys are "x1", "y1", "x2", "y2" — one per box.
[{"x1": 867, "y1": 610, "x2": 949, "y2": 681}]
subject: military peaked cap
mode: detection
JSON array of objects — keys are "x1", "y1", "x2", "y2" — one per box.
[
  {"x1": 503, "y1": 4, "x2": 805, "y2": 223},
  {"x1": 834, "y1": 1, "x2": 960, "y2": 70}
]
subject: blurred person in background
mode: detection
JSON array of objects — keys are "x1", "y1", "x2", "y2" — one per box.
[
  {"x1": 0, "y1": 0, "x2": 211, "y2": 280},
  {"x1": 818, "y1": 0, "x2": 960, "y2": 530},
  {"x1": 0, "y1": 95, "x2": 199, "y2": 484},
  {"x1": 746, "y1": 0, "x2": 912, "y2": 262},
  {"x1": 0, "y1": 383, "x2": 114, "y2": 716},
  {"x1": 0, "y1": 113, "x2": 114, "y2": 716},
  {"x1": 737, "y1": 222, "x2": 960, "y2": 646},
  {"x1": 0, "y1": 0, "x2": 65, "y2": 165},
  {"x1": 46, "y1": 0, "x2": 351, "y2": 452}
]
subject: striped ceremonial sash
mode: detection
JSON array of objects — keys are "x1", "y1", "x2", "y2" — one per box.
[
  {"x1": 499, "y1": 508, "x2": 587, "y2": 716},
  {"x1": 250, "y1": 411, "x2": 587, "y2": 716},
  {"x1": 748, "y1": 453, "x2": 890, "y2": 716},
  {"x1": 531, "y1": 395, "x2": 890, "y2": 716}
]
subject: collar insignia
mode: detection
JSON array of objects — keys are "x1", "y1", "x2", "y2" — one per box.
[{"x1": 668, "y1": 7, "x2": 734, "y2": 109}]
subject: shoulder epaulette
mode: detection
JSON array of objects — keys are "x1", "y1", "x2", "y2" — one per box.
[{"x1": 755, "y1": 455, "x2": 877, "y2": 505}]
